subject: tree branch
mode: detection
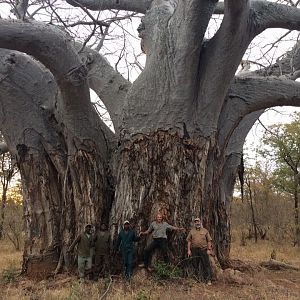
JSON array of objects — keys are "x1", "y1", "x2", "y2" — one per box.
[
  {"x1": 167, "y1": 0, "x2": 217, "y2": 107},
  {"x1": 66, "y1": 0, "x2": 153, "y2": 14},
  {"x1": 225, "y1": 0, "x2": 249, "y2": 18},
  {"x1": 196, "y1": 0, "x2": 251, "y2": 134},
  {"x1": 80, "y1": 47, "x2": 131, "y2": 132},
  {"x1": 0, "y1": 49, "x2": 67, "y2": 170},
  {"x1": 0, "y1": 21, "x2": 115, "y2": 158},
  {"x1": 0, "y1": 19, "x2": 89, "y2": 107},
  {"x1": 218, "y1": 77, "x2": 300, "y2": 150},
  {"x1": 253, "y1": 1, "x2": 300, "y2": 32}
]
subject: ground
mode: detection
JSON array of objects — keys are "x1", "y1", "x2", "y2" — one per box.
[{"x1": 0, "y1": 239, "x2": 299, "y2": 300}]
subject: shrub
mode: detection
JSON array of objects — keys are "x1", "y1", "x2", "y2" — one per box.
[
  {"x1": 1, "y1": 265, "x2": 19, "y2": 283},
  {"x1": 153, "y1": 261, "x2": 182, "y2": 280}
]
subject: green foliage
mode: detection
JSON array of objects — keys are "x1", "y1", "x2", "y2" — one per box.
[
  {"x1": 153, "y1": 261, "x2": 183, "y2": 280},
  {"x1": 66, "y1": 282, "x2": 81, "y2": 300},
  {"x1": 260, "y1": 112, "x2": 300, "y2": 195},
  {"x1": 1, "y1": 265, "x2": 19, "y2": 283},
  {"x1": 135, "y1": 289, "x2": 150, "y2": 300}
]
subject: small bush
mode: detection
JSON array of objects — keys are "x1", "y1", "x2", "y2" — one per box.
[
  {"x1": 135, "y1": 289, "x2": 150, "y2": 300},
  {"x1": 153, "y1": 261, "x2": 182, "y2": 280},
  {"x1": 66, "y1": 282, "x2": 81, "y2": 300},
  {"x1": 1, "y1": 265, "x2": 19, "y2": 283}
]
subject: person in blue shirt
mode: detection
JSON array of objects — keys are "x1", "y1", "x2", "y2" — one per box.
[{"x1": 115, "y1": 220, "x2": 140, "y2": 280}]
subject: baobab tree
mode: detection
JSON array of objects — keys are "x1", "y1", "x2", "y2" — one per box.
[{"x1": 0, "y1": 0, "x2": 300, "y2": 276}]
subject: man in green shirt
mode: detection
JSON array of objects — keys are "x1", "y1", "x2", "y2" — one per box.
[
  {"x1": 68, "y1": 224, "x2": 93, "y2": 281},
  {"x1": 94, "y1": 223, "x2": 110, "y2": 278}
]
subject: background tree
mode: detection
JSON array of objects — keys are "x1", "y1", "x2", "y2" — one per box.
[
  {"x1": 3, "y1": 182, "x2": 24, "y2": 251},
  {"x1": 0, "y1": 0, "x2": 300, "y2": 276},
  {"x1": 261, "y1": 112, "x2": 300, "y2": 246},
  {"x1": 0, "y1": 134, "x2": 18, "y2": 240},
  {"x1": 232, "y1": 155, "x2": 295, "y2": 246}
]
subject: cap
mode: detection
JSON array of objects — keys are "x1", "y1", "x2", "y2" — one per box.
[
  {"x1": 194, "y1": 217, "x2": 201, "y2": 222},
  {"x1": 123, "y1": 220, "x2": 130, "y2": 225},
  {"x1": 85, "y1": 224, "x2": 92, "y2": 228}
]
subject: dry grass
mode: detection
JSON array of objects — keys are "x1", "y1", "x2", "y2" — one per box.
[
  {"x1": 230, "y1": 239, "x2": 300, "y2": 267},
  {"x1": 0, "y1": 240, "x2": 22, "y2": 272},
  {"x1": 0, "y1": 239, "x2": 300, "y2": 300}
]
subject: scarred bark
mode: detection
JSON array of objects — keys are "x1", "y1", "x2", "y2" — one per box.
[
  {"x1": 0, "y1": 49, "x2": 114, "y2": 277},
  {"x1": 112, "y1": 131, "x2": 213, "y2": 259}
]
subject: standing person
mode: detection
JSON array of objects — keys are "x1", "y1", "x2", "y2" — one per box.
[
  {"x1": 94, "y1": 223, "x2": 110, "y2": 278},
  {"x1": 114, "y1": 220, "x2": 140, "y2": 280},
  {"x1": 187, "y1": 217, "x2": 213, "y2": 285},
  {"x1": 139, "y1": 213, "x2": 184, "y2": 271},
  {"x1": 68, "y1": 224, "x2": 93, "y2": 281}
]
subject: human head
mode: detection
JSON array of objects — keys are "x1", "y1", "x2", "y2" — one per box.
[
  {"x1": 194, "y1": 218, "x2": 201, "y2": 228},
  {"x1": 85, "y1": 224, "x2": 92, "y2": 234},
  {"x1": 156, "y1": 213, "x2": 163, "y2": 223},
  {"x1": 123, "y1": 220, "x2": 130, "y2": 230}
]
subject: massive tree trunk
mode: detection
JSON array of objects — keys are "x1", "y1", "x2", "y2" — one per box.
[{"x1": 1, "y1": 0, "x2": 300, "y2": 276}]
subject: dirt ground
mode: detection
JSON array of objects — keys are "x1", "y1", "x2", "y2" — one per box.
[{"x1": 0, "y1": 240, "x2": 299, "y2": 300}]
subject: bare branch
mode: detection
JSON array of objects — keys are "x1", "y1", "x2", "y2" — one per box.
[
  {"x1": 253, "y1": 1, "x2": 300, "y2": 32},
  {"x1": 66, "y1": 0, "x2": 153, "y2": 14},
  {"x1": 14, "y1": 0, "x2": 29, "y2": 19}
]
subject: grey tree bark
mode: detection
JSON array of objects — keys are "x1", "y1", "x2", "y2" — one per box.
[{"x1": 0, "y1": 0, "x2": 300, "y2": 275}]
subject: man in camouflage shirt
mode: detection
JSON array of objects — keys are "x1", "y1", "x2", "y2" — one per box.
[{"x1": 94, "y1": 223, "x2": 110, "y2": 278}]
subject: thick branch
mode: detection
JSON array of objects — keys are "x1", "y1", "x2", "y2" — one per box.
[
  {"x1": 80, "y1": 47, "x2": 131, "y2": 131},
  {"x1": 219, "y1": 110, "x2": 263, "y2": 206},
  {"x1": 196, "y1": 0, "x2": 252, "y2": 134},
  {"x1": 66, "y1": 0, "x2": 153, "y2": 13},
  {"x1": 218, "y1": 77, "x2": 300, "y2": 149},
  {"x1": 225, "y1": 0, "x2": 249, "y2": 18},
  {"x1": 0, "y1": 20, "x2": 88, "y2": 107},
  {"x1": 168, "y1": 0, "x2": 217, "y2": 103},
  {"x1": 253, "y1": 1, "x2": 300, "y2": 32},
  {"x1": 0, "y1": 49, "x2": 67, "y2": 171},
  {"x1": 0, "y1": 20, "x2": 114, "y2": 158}
]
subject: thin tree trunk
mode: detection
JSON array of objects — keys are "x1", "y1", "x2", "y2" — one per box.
[
  {"x1": 246, "y1": 178, "x2": 258, "y2": 243},
  {"x1": 0, "y1": 189, "x2": 8, "y2": 239},
  {"x1": 294, "y1": 176, "x2": 300, "y2": 246}
]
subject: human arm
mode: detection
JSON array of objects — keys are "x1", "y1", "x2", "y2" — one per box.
[
  {"x1": 133, "y1": 231, "x2": 141, "y2": 242},
  {"x1": 114, "y1": 232, "x2": 122, "y2": 252},
  {"x1": 67, "y1": 235, "x2": 81, "y2": 252},
  {"x1": 187, "y1": 241, "x2": 192, "y2": 257},
  {"x1": 166, "y1": 222, "x2": 184, "y2": 232},
  {"x1": 187, "y1": 231, "x2": 192, "y2": 257},
  {"x1": 139, "y1": 223, "x2": 153, "y2": 236},
  {"x1": 206, "y1": 232, "x2": 213, "y2": 255}
]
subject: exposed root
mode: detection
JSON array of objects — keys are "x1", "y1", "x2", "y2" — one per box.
[{"x1": 260, "y1": 259, "x2": 300, "y2": 271}]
